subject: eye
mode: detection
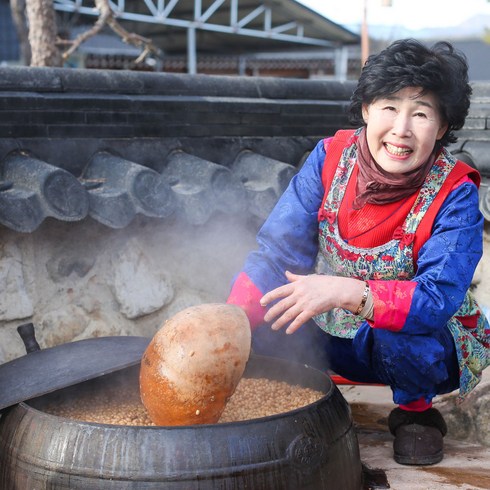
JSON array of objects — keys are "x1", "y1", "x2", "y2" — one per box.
[
  {"x1": 414, "y1": 111, "x2": 428, "y2": 118},
  {"x1": 382, "y1": 105, "x2": 396, "y2": 111}
]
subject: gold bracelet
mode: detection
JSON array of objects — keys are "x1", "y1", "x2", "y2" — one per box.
[{"x1": 355, "y1": 281, "x2": 370, "y2": 316}]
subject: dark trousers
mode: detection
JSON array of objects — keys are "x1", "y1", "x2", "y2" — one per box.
[{"x1": 251, "y1": 320, "x2": 460, "y2": 405}]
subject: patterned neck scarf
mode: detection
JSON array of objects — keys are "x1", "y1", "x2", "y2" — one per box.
[{"x1": 353, "y1": 127, "x2": 440, "y2": 210}]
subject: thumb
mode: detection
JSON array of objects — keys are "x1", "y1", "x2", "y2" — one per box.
[{"x1": 285, "y1": 270, "x2": 300, "y2": 282}]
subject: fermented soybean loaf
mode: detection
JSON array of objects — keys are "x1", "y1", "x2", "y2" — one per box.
[{"x1": 140, "y1": 303, "x2": 251, "y2": 426}]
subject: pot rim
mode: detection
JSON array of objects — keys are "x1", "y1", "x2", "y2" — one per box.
[{"x1": 19, "y1": 354, "x2": 338, "y2": 429}]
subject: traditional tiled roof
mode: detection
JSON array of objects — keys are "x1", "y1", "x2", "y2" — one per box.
[{"x1": 0, "y1": 66, "x2": 489, "y2": 233}]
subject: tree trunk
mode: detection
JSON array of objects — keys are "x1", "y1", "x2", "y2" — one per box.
[
  {"x1": 25, "y1": 0, "x2": 62, "y2": 66},
  {"x1": 10, "y1": 0, "x2": 31, "y2": 65}
]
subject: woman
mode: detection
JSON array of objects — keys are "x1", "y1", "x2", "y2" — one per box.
[{"x1": 227, "y1": 39, "x2": 490, "y2": 466}]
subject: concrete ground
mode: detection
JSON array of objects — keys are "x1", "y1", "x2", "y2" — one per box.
[{"x1": 340, "y1": 372, "x2": 490, "y2": 490}]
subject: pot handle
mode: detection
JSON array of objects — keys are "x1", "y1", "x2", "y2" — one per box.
[{"x1": 17, "y1": 323, "x2": 41, "y2": 353}]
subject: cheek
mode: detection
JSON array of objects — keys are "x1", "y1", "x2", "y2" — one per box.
[
  {"x1": 416, "y1": 140, "x2": 436, "y2": 162},
  {"x1": 365, "y1": 124, "x2": 384, "y2": 147}
]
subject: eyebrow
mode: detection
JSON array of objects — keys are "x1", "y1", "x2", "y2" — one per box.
[{"x1": 384, "y1": 94, "x2": 435, "y2": 110}]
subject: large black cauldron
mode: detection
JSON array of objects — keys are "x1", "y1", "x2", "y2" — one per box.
[{"x1": 0, "y1": 355, "x2": 362, "y2": 489}]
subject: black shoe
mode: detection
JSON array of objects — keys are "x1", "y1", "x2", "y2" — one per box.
[{"x1": 388, "y1": 407, "x2": 447, "y2": 466}]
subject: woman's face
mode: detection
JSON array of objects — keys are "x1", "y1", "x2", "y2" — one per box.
[{"x1": 361, "y1": 87, "x2": 448, "y2": 174}]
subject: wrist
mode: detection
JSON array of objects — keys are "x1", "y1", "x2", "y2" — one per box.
[
  {"x1": 335, "y1": 277, "x2": 369, "y2": 313},
  {"x1": 355, "y1": 281, "x2": 370, "y2": 316}
]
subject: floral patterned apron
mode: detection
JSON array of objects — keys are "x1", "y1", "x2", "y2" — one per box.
[{"x1": 314, "y1": 130, "x2": 490, "y2": 399}]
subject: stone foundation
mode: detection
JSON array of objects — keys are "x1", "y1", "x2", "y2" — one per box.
[{"x1": 0, "y1": 214, "x2": 258, "y2": 363}]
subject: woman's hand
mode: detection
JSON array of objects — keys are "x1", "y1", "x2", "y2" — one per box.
[{"x1": 260, "y1": 271, "x2": 366, "y2": 334}]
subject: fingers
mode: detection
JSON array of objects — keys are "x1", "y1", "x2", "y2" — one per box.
[
  {"x1": 260, "y1": 271, "x2": 299, "y2": 307},
  {"x1": 284, "y1": 270, "x2": 300, "y2": 282},
  {"x1": 263, "y1": 295, "x2": 295, "y2": 325},
  {"x1": 260, "y1": 271, "x2": 299, "y2": 324},
  {"x1": 269, "y1": 303, "x2": 312, "y2": 335},
  {"x1": 260, "y1": 283, "x2": 291, "y2": 308},
  {"x1": 285, "y1": 311, "x2": 312, "y2": 334},
  {"x1": 260, "y1": 271, "x2": 320, "y2": 334},
  {"x1": 260, "y1": 272, "x2": 313, "y2": 334}
]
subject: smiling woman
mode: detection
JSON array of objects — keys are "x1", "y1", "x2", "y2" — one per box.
[
  {"x1": 361, "y1": 88, "x2": 447, "y2": 174},
  {"x1": 227, "y1": 38, "x2": 490, "y2": 467}
]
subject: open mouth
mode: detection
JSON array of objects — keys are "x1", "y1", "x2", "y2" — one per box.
[{"x1": 384, "y1": 142, "x2": 412, "y2": 157}]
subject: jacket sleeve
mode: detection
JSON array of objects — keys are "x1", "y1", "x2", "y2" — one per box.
[
  {"x1": 368, "y1": 179, "x2": 484, "y2": 334},
  {"x1": 227, "y1": 139, "x2": 327, "y2": 327}
]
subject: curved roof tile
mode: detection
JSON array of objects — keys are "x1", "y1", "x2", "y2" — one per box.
[{"x1": 0, "y1": 67, "x2": 489, "y2": 230}]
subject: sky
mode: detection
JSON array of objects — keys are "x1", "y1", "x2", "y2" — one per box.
[{"x1": 296, "y1": 0, "x2": 490, "y2": 31}]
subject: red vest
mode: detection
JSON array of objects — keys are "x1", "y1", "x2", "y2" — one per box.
[{"x1": 321, "y1": 130, "x2": 481, "y2": 263}]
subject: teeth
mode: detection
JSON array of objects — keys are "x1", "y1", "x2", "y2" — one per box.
[{"x1": 385, "y1": 143, "x2": 411, "y2": 156}]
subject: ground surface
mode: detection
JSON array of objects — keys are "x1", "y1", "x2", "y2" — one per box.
[{"x1": 342, "y1": 380, "x2": 490, "y2": 490}]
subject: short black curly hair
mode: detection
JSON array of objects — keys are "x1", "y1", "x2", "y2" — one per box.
[{"x1": 348, "y1": 38, "x2": 471, "y2": 146}]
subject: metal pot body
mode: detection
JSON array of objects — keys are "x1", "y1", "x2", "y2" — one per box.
[{"x1": 0, "y1": 356, "x2": 362, "y2": 490}]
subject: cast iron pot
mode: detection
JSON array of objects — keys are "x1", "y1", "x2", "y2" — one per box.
[{"x1": 0, "y1": 354, "x2": 362, "y2": 490}]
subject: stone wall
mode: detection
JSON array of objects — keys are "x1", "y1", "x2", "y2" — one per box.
[
  {"x1": 0, "y1": 213, "x2": 258, "y2": 363},
  {"x1": 0, "y1": 67, "x2": 356, "y2": 362}
]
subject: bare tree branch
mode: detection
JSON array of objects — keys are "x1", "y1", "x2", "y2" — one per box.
[{"x1": 59, "y1": 0, "x2": 162, "y2": 63}]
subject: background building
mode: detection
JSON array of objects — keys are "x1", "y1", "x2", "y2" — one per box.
[{"x1": 2, "y1": 0, "x2": 361, "y2": 79}]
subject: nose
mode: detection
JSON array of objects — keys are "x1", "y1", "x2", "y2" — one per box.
[{"x1": 392, "y1": 113, "x2": 412, "y2": 137}]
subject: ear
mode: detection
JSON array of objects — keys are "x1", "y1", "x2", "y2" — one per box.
[
  {"x1": 361, "y1": 104, "x2": 369, "y2": 124},
  {"x1": 437, "y1": 122, "x2": 449, "y2": 141}
]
